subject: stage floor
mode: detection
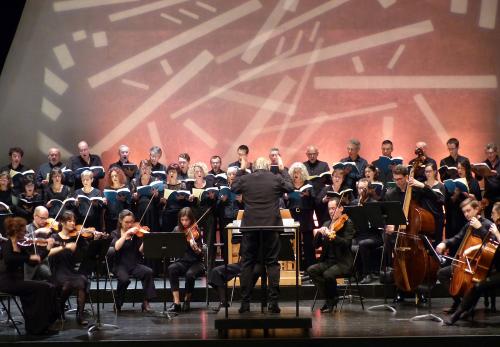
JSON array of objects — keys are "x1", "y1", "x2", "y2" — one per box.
[{"x1": 1, "y1": 297, "x2": 499, "y2": 346}]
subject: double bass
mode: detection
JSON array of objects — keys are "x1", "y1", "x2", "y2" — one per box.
[
  {"x1": 449, "y1": 219, "x2": 499, "y2": 297},
  {"x1": 393, "y1": 149, "x2": 440, "y2": 293}
]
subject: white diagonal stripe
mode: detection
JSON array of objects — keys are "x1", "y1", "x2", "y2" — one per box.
[
  {"x1": 54, "y1": 0, "x2": 138, "y2": 12},
  {"x1": 121, "y1": 79, "x2": 150, "y2": 90},
  {"x1": 352, "y1": 56, "x2": 364, "y2": 73},
  {"x1": 196, "y1": 1, "x2": 216, "y2": 12},
  {"x1": 413, "y1": 94, "x2": 449, "y2": 145},
  {"x1": 44, "y1": 68, "x2": 68, "y2": 95},
  {"x1": 183, "y1": 119, "x2": 218, "y2": 149},
  {"x1": 53, "y1": 44, "x2": 75, "y2": 70},
  {"x1": 377, "y1": 0, "x2": 396, "y2": 8},
  {"x1": 479, "y1": 0, "x2": 498, "y2": 29},
  {"x1": 387, "y1": 44, "x2": 405, "y2": 70},
  {"x1": 160, "y1": 13, "x2": 182, "y2": 24},
  {"x1": 108, "y1": 0, "x2": 189, "y2": 22},
  {"x1": 450, "y1": 0, "x2": 468, "y2": 14},
  {"x1": 41, "y1": 97, "x2": 62, "y2": 121}
]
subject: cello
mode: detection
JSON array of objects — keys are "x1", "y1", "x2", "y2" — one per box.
[{"x1": 393, "y1": 149, "x2": 440, "y2": 293}]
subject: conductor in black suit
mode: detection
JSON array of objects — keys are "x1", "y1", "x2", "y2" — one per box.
[{"x1": 231, "y1": 156, "x2": 294, "y2": 313}]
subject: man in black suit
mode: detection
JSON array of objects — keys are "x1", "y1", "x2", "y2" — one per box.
[{"x1": 231, "y1": 156, "x2": 293, "y2": 313}]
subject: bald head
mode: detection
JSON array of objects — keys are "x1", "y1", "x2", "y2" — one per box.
[
  {"x1": 48, "y1": 148, "x2": 61, "y2": 165},
  {"x1": 33, "y1": 206, "x2": 49, "y2": 228},
  {"x1": 306, "y1": 145, "x2": 319, "y2": 163},
  {"x1": 78, "y1": 141, "x2": 90, "y2": 160}
]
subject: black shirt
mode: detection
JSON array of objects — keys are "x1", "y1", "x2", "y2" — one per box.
[
  {"x1": 111, "y1": 230, "x2": 143, "y2": 271},
  {"x1": 69, "y1": 154, "x2": 104, "y2": 189},
  {"x1": 439, "y1": 155, "x2": 469, "y2": 180}
]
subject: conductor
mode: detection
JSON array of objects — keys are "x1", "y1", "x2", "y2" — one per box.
[{"x1": 232, "y1": 156, "x2": 293, "y2": 313}]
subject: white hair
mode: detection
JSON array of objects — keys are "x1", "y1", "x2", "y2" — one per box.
[
  {"x1": 288, "y1": 162, "x2": 308, "y2": 182},
  {"x1": 253, "y1": 157, "x2": 270, "y2": 171}
]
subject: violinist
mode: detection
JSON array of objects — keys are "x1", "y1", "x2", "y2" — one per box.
[
  {"x1": 48, "y1": 211, "x2": 91, "y2": 326},
  {"x1": 284, "y1": 162, "x2": 315, "y2": 270},
  {"x1": 43, "y1": 167, "x2": 73, "y2": 218},
  {"x1": 74, "y1": 170, "x2": 104, "y2": 230},
  {"x1": 103, "y1": 167, "x2": 131, "y2": 233},
  {"x1": 111, "y1": 209, "x2": 156, "y2": 313},
  {"x1": 316, "y1": 167, "x2": 351, "y2": 226},
  {"x1": 351, "y1": 178, "x2": 383, "y2": 284},
  {"x1": 160, "y1": 163, "x2": 188, "y2": 233},
  {"x1": 131, "y1": 160, "x2": 160, "y2": 232},
  {"x1": 0, "y1": 217, "x2": 59, "y2": 335},
  {"x1": 24, "y1": 206, "x2": 53, "y2": 281},
  {"x1": 436, "y1": 199, "x2": 499, "y2": 325},
  {"x1": 167, "y1": 207, "x2": 205, "y2": 313},
  {"x1": 307, "y1": 198, "x2": 355, "y2": 313}
]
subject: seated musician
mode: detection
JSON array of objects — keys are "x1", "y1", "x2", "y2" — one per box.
[
  {"x1": 24, "y1": 206, "x2": 53, "y2": 281},
  {"x1": 111, "y1": 209, "x2": 156, "y2": 313},
  {"x1": 48, "y1": 211, "x2": 91, "y2": 326},
  {"x1": 167, "y1": 207, "x2": 205, "y2": 313},
  {"x1": 436, "y1": 198, "x2": 498, "y2": 325},
  {"x1": 0, "y1": 217, "x2": 59, "y2": 335},
  {"x1": 307, "y1": 198, "x2": 355, "y2": 313}
]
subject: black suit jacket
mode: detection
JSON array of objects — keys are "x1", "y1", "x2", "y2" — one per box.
[{"x1": 231, "y1": 169, "x2": 293, "y2": 227}]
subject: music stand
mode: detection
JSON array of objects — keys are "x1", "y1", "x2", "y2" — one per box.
[
  {"x1": 143, "y1": 232, "x2": 185, "y2": 319},
  {"x1": 363, "y1": 202, "x2": 407, "y2": 313},
  {"x1": 86, "y1": 237, "x2": 119, "y2": 334},
  {"x1": 409, "y1": 235, "x2": 444, "y2": 323}
]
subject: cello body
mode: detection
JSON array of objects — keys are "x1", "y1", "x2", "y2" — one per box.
[{"x1": 449, "y1": 227, "x2": 499, "y2": 297}]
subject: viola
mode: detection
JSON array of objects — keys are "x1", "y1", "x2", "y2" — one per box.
[
  {"x1": 183, "y1": 224, "x2": 203, "y2": 255},
  {"x1": 45, "y1": 218, "x2": 60, "y2": 232}
]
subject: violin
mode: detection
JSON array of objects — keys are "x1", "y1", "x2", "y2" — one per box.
[
  {"x1": 328, "y1": 214, "x2": 349, "y2": 240},
  {"x1": 69, "y1": 225, "x2": 107, "y2": 239},
  {"x1": 45, "y1": 218, "x2": 60, "y2": 232},
  {"x1": 184, "y1": 224, "x2": 202, "y2": 255},
  {"x1": 131, "y1": 223, "x2": 150, "y2": 238},
  {"x1": 18, "y1": 237, "x2": 60, "y2": 248}
]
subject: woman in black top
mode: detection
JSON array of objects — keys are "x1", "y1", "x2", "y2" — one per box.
[
  {"x1": 103, "y1": 167, "x2": 131, "y2": 233},
  {"x1": 284, "y1": 162, "x2": 315, "y2": 270},
  {"x1": 44, "y1": 167, "x2": 73, "y2": 218},
  {"x1": 111, "y1": 209, "x2": 156, "y2": 312},
  {"x1": 74, "y1": 170, "x2": 104, "y2": 230},
  {"x1": 130, "y1": 160, "x2": 160, "y2": 232},
  {"x1": 167, "y1": 207, "x2": 205, "y2": 313},
  {"x1": 0, "y1": 217, "x2": 59, "y2": 334},
  {"x1": 160, "y1": 163, "x2": 188, "y2": 233},
  {"x1": 16, "y1": 178, "x2": 44, "y2": 223},
  {"x1": 316, "y1": 168, "x2": 352, "y2": 225},
  {"x1": 48, "y1": 211, "x2": 90, "y2": 326}
]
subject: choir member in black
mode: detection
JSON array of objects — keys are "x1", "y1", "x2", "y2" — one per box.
[
  {"x1": 435, "y1": 199, "x2": 498, "y2": 324},
  {"x1": 351, "y1": 178, "x2": 383, "y2": 284},
  {"x1": 364, "y1": 164, "x2": 385, "y2": 200},
  {"x1": 111, "y1": 209, "x2": 156, "y2": 312},
  {"x1": 130, "y1": 160, "x2": 160, "y2": 232},
  {"x1": 0, "y1": 217, "x2": 59, "y2": 335},
  {"x1": 1, "y1": 147, "x2": 30, "y2": 194},
  {"x1": 108, "y1": 145, "x2": 137, "y2": 183},
  {"x1": 148, "y1": 146, "x2": 167, "y2": 180},
  {"x1": 35, "y1": 147, "x2": 74, "y2": 189},
  {"x1": 160, "y1": 163, "x2": 189, "y2": 233},
  {"x1": 216, "y1": 166, "x2": 243, "y2": 258},
  {"x1": 231, "y1": 157, "x2": 294, "y2": 313},
  {"x1": 409, "y1": 162, "x2": 446, "y2": 244},
  {"x1": 439, "y1": 138, "x2": 470, "y2": 181},
  {"x1": 48, "y1": 211, "x2": 90, "y2": 325},
  {"x1": 25, "y1": 206, "x2": 52, "y2": 281},
  {"x1": 69, "y1": 140, "x2": 104, "y2": 190},
  {"x1": 74, "y1": 170, "x2": 104, "y2": 230},
  {"x1": 269, "y1": 148, "x2": 289, "y2": 177},
  {"x1": 186, "y1": 162, "x2": 217, "y2": 271},
  {"x1": 178, "y1": 152, "x2": 191, "y2": 180},
  {"x1": 303, "y1": 145, "x2": 330, "y2": 226},
  {"x1": 316, "y1": 168, "x2": 352, "y2": 225},
  {"x1": 408, "y1": 141, "x2": 437, "y2": 182},
  {"x1": 0, "y1": 171, "x2": 18, "y2": 235},
  {"x1": 476, "y1": 143, "x2": 500, "y2": 219},
  {"x1": 457, "y1": 158, "x2": 482, "y2": 200},
  {"x1": 103, "y1": 167, "x2": 131, "y2": 233},
  {"x1": 372, "y1": 140, "x2": 396, "y2": 184},
  {"x1": 167, "y1": 207, "x2": 205, "y2": 313},
  {"x1": 285, "y1": 162, "x2": 315, "y2": 270},
  {"x1": 44, "y1": 167, "x2": 73, "y2": 218},
  {"x1": 307, "y1": 198, "x2": 355, "y2": 313},
  {"x1": 228, "y1": 144, "x2": 253, "y2": 172},
  {"x1": 208, "y1": 155, "x2": 224, "y2": 175},
  {"x1": 16, "y1": 178, "x2": 44, "y2": 223},
  {"x1": 339, "y1": 138, "x2": 368, "y2": 194}
]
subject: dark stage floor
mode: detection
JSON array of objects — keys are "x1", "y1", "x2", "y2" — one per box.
[{"x1": 1, "y1": 296, "x2": 499, "y2": 347}]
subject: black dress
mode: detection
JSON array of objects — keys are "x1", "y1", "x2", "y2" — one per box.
[
  {"x1": 0, "y1": 240, "x2": 59, "y2": 334},
  {"x1": 74, "y1": 188, "x2": 104, "y2": 230},
  {"x1": 43, "y1": 185, "x2": 73, "y2": 218}
]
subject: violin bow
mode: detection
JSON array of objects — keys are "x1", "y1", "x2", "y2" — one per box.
[{"x1": 75, "y1": 200, "x2": 94, "y2": 244}]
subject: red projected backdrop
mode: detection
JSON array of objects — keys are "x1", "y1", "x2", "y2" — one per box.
[{"x1": 0, "y1": 0, "x2": 498, "y2": 169}]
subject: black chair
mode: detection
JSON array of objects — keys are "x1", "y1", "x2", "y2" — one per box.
[{"x1": 0, "y1": 292, "x2": 23, "y2": 335}]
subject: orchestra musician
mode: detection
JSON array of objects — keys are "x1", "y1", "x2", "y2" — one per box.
[
  {"x1": 160, "y1": 163, "x2": 189, "y2": 233},
  {"x1": 24, "y1": 206, "x2": 53, "y2": 281},
  {"x1": 439, "y1": 138, "x2": 470, "y2": 181},
  {"x1": 167, "y1": 207, "x2": 205, "y2": 313},
  {"x1": 43, "y1": 167, "x2": 73, "y2": 218},
  {"x1": 284, "y1": 162, "x2": 315, "y2": 270},
  {"x1": 0, "y1": 217, "x2": 59, "y2": 335},
  {"x1": 35, "y1": 147, "x2": 74, "y2": 189},
  {"x1": 69, "y1": 141, "x2": 104, "y2": 190},
  {"x1": 74, "y1": 170, "x2": 104, "y2": 230},
  {"x1": 111, "y1": 209, "x2": 156, "y2": 313},
  {"x1": 303, "y1": 145, "x2": 330, "y2": 227},
  {"x1": 103, "y1": 167, "x2": 131, "y2": 233},
  {"x1": 436, "y1": 199, "x2": 499, "y2": 325},
  {"x1": 339, "y1": 139, "x2": 368, "y2": 195},
  {"x1": 307, "y1": 198, "x2": 355, "y2": 313},
  {"x1": 48, "y1": 211, "x2": 91, "y2": 326},
  {"x1": 231, "y1": 156, "x2": 294, "y2": 314}
]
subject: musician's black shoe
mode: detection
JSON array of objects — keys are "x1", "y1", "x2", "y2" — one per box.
[
  {"x1": 182, "y1": 301, "x2": 191, "y2": 312},
  {"x1": 212, "y1": 302, "x2": 229, "y2": 313},
  {"x1": 359, "y1": 274, "x2": 373, "y2": 284},
  {"x1": 238, "y1": 302, "x2": 250, "y2": 313},
  {"x1": 442, "y1": 299, "x2": 461, "y2": 314},
  {"x1": 267, "y1": 303, "x2": 281, "y2": 314},
  {"x1": 320, "y1": 298, "x2": 339, "y2": 313},
  {"x1": 393, "y1": 293, "x2": 405, "y2": 303},
  {"x1": 417, "y1": 293, "x2": 427, "y2": 304},
  {"x1": 444, "y1": 309, "x2": 463, "y2": 326},
  {"x1": 167, "y1": 303, "x2": 182, "y2": 313}
]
